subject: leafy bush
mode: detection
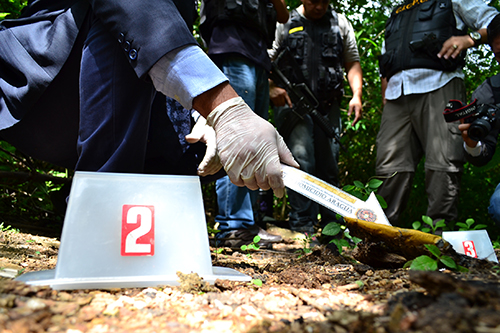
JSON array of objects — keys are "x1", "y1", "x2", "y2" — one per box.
[{"x1": 0, "y1": 0, "x2": 26, "y2": 20}]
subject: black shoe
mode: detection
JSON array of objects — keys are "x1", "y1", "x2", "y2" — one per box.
[{"x1": 215, "y1": 227, "x2": 282, "y2": 249}]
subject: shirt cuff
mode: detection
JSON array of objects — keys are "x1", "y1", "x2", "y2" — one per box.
[
  {"x1": 464, "y1": 141, "x2": 483, "y2": 157},
  {"x1": 149, "y1": 45, "x2": 228, "y2": 110}
]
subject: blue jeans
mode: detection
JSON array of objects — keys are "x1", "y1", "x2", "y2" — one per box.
[
  {"x1": 213, "y1": 55, "x2": 270, "y2": 234},
  {"x1": 489, "y1": 183, "x2": 500, "y2": 227},
  {"x1": 274, "y1": 101, "x2": 341, "y2": 233}
]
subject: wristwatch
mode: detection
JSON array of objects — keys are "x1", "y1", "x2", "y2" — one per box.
[{"x1": 469, "y1": 31, "x2": 482, "y2": 47}]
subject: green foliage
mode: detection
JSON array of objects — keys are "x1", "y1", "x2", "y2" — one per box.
[
  {"x1": 250, "y1": 279, "x2": 263, "y2": 287},
  {"x1": 1, "y1": 141, "x2": 70, "y2": 225},
  {"x1": 321, "y1": 176, "x2": 383, "y2": 253},
  {"x1": 322, "y1": 222, "x2": 342, "y2": 237},
  {"x1": 455, "y1": 218, "x2": 488, "y2": 231},
  {"x1": 206, "y1": 222, "x2": 220, "y2": 236},
  {"x1": 0, "y1": 222, "x2": 19, "y2": 233},
  {"x1": 409, "y1": 244, "x2": 468, "y2": 272},
  {"x1": 241, "y1": 235, "x2": 261, "y2": 252},
  {"x1": 0, "y1": 0, "x2": 27, "y2": 20},
  {"x1": 295, "y1": 232, "x2": 318, "y2": 256},
  {"x1": 342, "y1": 178, "x2": 387, "y2": 208},
  {"x1": 322, "y1": 222, "x2": 361, "y2": 254},
  {"x1": 412, "y1": 215, "x2": 446, "y2": 234}
]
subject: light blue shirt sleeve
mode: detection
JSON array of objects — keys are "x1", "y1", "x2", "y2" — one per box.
[
  {"x1": 148, "y1": 45, "x2": 228, "y2": 110},
  {"x1": 453, "y1": 0, "x2": 499, "y2": 31}
]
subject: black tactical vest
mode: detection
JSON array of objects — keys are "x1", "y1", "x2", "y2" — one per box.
[
  {"x1": 379, "y1": 0, "x2": 467, "y2": 80},
  {"x1": 200, "y1": 0, "x2": 277, "y2": 48},
  {"x1": 278, "y1": 8, "x2": 344, "y2": 112}
]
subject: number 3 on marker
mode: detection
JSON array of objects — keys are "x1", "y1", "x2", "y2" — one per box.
[
  {"x1": 462, "y1": 240, "x2": 477, "y2": 258},
  {"x1": 121, "y1": 205, "x2": 155, "y2": 256}
]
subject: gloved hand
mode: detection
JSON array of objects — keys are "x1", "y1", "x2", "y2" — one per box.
[
  {"x1": 185, "y1": 114, "x2": 222, "y2": 176},
  {"x1": 207, "y1": 97, "x2": 299, "y2": 198}
]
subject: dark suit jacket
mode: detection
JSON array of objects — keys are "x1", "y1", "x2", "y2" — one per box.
[{"x1": 0, "y1": 0, "x2": 197, "y2": 130}]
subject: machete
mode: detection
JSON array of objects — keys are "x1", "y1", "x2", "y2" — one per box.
[{"x1": 281, "y1": 164, "x2": 391, "y2": 226}]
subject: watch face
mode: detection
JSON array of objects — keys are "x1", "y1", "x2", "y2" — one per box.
[{"x1": 470, "y1": 31, "x2": 481, "y2": 42}]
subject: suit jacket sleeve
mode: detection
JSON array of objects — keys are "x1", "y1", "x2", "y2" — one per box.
[{"x1": 88, "y1": 0, "x2": 198, "y2": 79}]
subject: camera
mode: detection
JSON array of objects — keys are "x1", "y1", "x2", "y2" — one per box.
[
  {"x1": 466, "y1": 104, "x2": 500, "y2": 141},
  {"x1": 443, "y1": 99, "x2": 500, "y2": 141}
]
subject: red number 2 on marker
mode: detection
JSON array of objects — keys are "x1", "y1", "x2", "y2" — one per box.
[{"x1": 121, "y1": 205, "x2": 155, "y2": 256}]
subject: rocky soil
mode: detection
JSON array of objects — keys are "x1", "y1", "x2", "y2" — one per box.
[{"x1": 1, "y1": 224, "x2": 500, "y2": 333}]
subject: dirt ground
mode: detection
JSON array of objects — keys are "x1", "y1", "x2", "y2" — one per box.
[{"x1": 1, "y1": 222, "x2": 500, "y2": 333}]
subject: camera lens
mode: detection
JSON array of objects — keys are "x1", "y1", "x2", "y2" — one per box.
[{"x1": 469, "y1": 118, "x2": 492, "y2": 141}]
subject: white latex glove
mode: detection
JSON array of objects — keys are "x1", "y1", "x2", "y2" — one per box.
[
  {"x1": 185, "y1": 115, "x2": 222, "y2": 176},
  {"x1": 207, "y1": 97, "x2": 299, "y2": 198}
]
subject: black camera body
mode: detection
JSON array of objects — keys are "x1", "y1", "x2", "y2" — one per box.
[
  {"x1": 464, "y1": 104, "x2": 500, "y2": 141},
  {"x1": 443, "y1": 99, "x2": 500, "y2": 141}
]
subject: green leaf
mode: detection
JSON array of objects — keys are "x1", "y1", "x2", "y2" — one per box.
[
  {"x1": 349, "y1": 190, "x2": 366, "y2": 201},
  {"x1": 403, "y1": 260, "x2": 413, "y2": 269},
  {"x1": 412, "y1": 221, "x2": 422, "y2": 230},
  {"x1": 473, "y1": 224, "x2": 488, "y2": 230},
  {"x1": 353, "y1": 180, "x2": 364, "y2": 189},
  {"x1": 251, "y1": 279, "x2": 263, "y2": 287},
  {"x1": 422, "y1": 215, "x2": 433, "y2": 227},
  {"x1": 350, "y1": 236, "x2": 362, "y2": 244},
  {"x1": 248, "y1": 243, "x2": 259, "y2": 250},
  {"x1": 455, "y1": 222, "x2": 468, "y2": 229},
  {"x1": 410, "y1": 255, "x2": 438, "y2": 271},
  {"x1": 330, "y1": 239, "x2": 344, "y2": 254},
  {"x1": 343, "y1": 185, "x2": 356, "y2": 192},
  {"x1": 253, "y1": 235, "x2": 261, "y2": 244},
  {"x1": 367, "y1": 178, "x2": 383, "y2": 189},
  {"x1": 466, "y1": 218, "x2": 475, "y2": 227},
  {"x1": 322, "y1": 222, "x2": 342, "y2": 236},
  {"x1": 424, "y1": 244, "x2": 441, "y2": 258},
  {"x1": 338, "y1": 239, "x2": 350, "y2": 248},
  {"x1": 376, "y1": 194, "x2": 387, "y2": 209},
  {"x1": 440, "y1": 256, "x2": 457, "y2": 269},
  {"x1": 435, "y1": 219, "x2": 446, "y2": 228}
]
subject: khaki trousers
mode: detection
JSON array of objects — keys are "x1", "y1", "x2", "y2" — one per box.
[{"x1": 375, "y1": 78, "x2": 466, "y2": 226}]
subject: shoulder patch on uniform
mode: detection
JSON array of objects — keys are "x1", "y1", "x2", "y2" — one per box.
[{"x1": 289, "y1": 26, "x2": 303, "y2": 34}]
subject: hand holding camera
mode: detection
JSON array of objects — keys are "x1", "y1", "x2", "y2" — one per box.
[
  {"x1": 457, "y1": 122, "x2": 479, "y2": 148},
  {"x1": 443, "y1": 99, "x2": 500, "y2": 142}
]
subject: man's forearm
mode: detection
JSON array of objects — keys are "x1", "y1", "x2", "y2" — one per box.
[
  {"x1": 192, "y1": 82, "x2": 238, "y2": 119},
  {"x1": 346, "y1": 61, "x2": 363, "y2": 99},
  {"x1": 270, "y1": 0, "x2": 289, "y2": 23}
]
